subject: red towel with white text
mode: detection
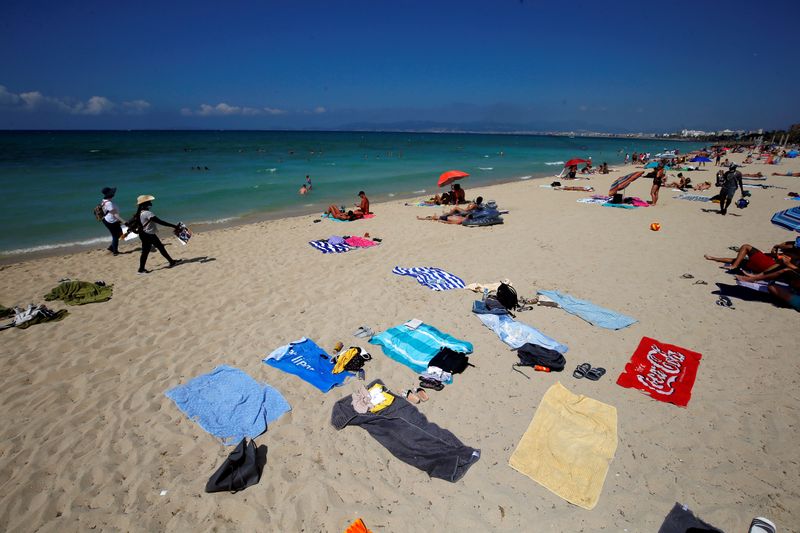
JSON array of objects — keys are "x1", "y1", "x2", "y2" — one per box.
[{"x1": 616, "y1": 337, "x2": 702, "y2": 407}]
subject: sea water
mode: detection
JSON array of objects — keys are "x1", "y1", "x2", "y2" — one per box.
[{"x1": 0, "y1": 131, "x2": 703, "y2": 255}]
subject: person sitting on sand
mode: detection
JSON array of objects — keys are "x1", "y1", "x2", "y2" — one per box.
[
  {"x1": 354, "y1": 191, "x2": 370, "y2": 215},
  {"x1": 567, "y1": 165, "x2": 578, "y2": 179},
  {"x1": 417, "y1": 196, "x2": 484, "y2": 223},
  {"x1": 704, "y1": 243, "x2": 791, "y2": 275},
  {"x1": 665, "y1": 173, "x2": 691, "y2": 189},
  {"x1": 325, "y1": 205, "x2": 360, "y2": 221},
  {"x1": 449, "y1": 183, "x2": 466, "y2": 204},
  {"x1": 420, "y1": 192, "x2": 451, "y2": 206}
]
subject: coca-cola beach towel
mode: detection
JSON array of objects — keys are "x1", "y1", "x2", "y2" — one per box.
[{"x1": 616, "y1": 337, "x2": 702, "y2": 407}]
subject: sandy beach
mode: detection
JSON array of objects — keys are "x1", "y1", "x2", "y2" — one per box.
[{"x1": 1, "y1": 152, "x2": 798, "y2": 532}]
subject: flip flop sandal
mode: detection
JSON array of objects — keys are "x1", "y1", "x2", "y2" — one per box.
[
  {"x1": 693, "y1": 280, "x2": 708, "y2": 285},
  {"x1": 585, "y1": 367, "x2": 606, "y2": 381},
  {"x1": 716, "y1": 296, "x2": 735, "y2": 309},
  {"x1": 680, "y1": 273, "x2": 695, "y2": 279},
  {"x1": 573, "y1": 362, "x2": 591, "y2": 379},
  {"x1": 404, "y1": 389, "x2": 420, "y2": 404},
  {"x1": 418, "y1": 377, "x2": 445, "y2": 391},
  {"x1": 352, "y1": 326, "x2": 375, "y2": 338},
  {"x1": 415, "y1": 388, "x2": 429, "y2": 402}
]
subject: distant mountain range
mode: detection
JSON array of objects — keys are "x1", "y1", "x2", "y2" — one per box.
[{"x1": 334, "y1": 120, "x2": 637, "y2": 135}]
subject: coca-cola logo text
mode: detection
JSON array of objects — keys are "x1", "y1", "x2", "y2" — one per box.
[{"x1": 635, "y1": 344, "x2": 685, "y2": 396}]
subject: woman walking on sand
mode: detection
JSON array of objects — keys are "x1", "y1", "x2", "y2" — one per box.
[
  {"x1": 99, "y1": 186, "x2": 124, "y2": 255},
  {"x1": 133, "y1": 195, "x2": 181, "y2": 274}
]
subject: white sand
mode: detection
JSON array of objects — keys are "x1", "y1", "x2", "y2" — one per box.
[{"x1": 1, "y1": 152, "x2": 798, "y2": 531}]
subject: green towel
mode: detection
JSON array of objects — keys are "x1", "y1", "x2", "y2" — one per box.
[{"x1": 44, "y1": 281, "x2": 113, "y2": 306}]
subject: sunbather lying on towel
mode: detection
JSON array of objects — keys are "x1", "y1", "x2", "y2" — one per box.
[
  {"x1": 420, "y1": 192, "x2": 451, "y2": 206},
  {"x1": 693, "y1": 181, "x2": 712, "y2": 191},
  {"x1": 556, "y1": 186, "x2": 595, "y2": 192},
  {"x1": 767, "y1": 277, "x2": 800, "y2": 311},
  {"x1": 742, "y1": 172, "x2": 764, "y2": 177},
  {"x1": 772, "y1": 171, "x2": 798, "y2": 177},
  {"x1": 325, "y1": 205, "x2": 362, "y2": 221},
  {"x1": 704, "y1": 243, "x2": 793, "y2": 274},
  {"x1": 417, "y1": 196, "x2": 483, "y2": 224}
]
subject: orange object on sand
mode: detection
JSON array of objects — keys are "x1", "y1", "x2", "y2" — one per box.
[
  {"x1": 650, "y1": 222, "x2": 661, "y2": 231},
  {"x1": 344, "y1": 518, "x2": 372, "y2": 533},
  {"x1": 534, "y1": 365, "x2": 551, "y2": 373}
]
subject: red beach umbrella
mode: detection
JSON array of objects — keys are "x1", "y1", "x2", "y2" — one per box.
[
  {"x1": 564, "y1": 158, "x2": 589, "y2": 167},
  {"x1": 438, "y1": 170, "x2": 469, "y2": 187}
]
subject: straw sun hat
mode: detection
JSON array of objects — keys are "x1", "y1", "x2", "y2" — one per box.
[{"x1": 137, "y1": 195, "x2": 155, "y2": 205}]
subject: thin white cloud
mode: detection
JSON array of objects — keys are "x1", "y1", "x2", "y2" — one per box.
[
  {"x1": 0, "y1": 85, "x2": 150, "y2": 116},
  {"x1": 182, "y1": 102, "x2": 286, "y2": 117},
  {"x1": 313, "y1": 106, "x2": 326, "y2": 114}
]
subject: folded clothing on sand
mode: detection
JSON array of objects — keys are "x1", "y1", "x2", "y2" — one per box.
[
  {"x1": 657, "y1": 503, "x2": 723, "y2": 533},
  {"x1": 475, "y1": 312, "x2": 568, "y2": 353},
  {"x1": 264, "y1": 337, "x2": 350, "y2": 392},
  {"x1": 165, "y1": 365, "x2": 290, "y2": 444},
  {"x1": 509, "y1": 382, "x2": 617, "y2": 510},
  {"x1": 331, "y1": 379, "x2": 481, "y2": 482},
  {"x1": 392, "y1": 266, "x2": 465, "y2": 291},
  {"x1": 537, "y1": 290, "x2": 637, "y2": 330},
  {"x1": 0, "y1": 304, "x2": 68, "y2": 331},
  {"x1": 44, "y1": 280, "x2": 113, "y2": 305},
  {"x1": 369, "y1": 321, "x2": 472, "y2": 376}
]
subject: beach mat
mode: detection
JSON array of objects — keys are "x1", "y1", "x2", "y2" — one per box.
[
  {"x1": 508, "y1": 382, "x2": 617, "y2": 510},
  {"x1": 392, "y1": 266, "x2": 465, "y2": 291},
  {"x1": 309, "y1": 239, "x2": 352, "y2": 253},
  {"x1": 165, "y1": 365, "x2": 291, "y2": 444},
  {"x1": 674, "y1": 194, "x2": 712, "y2": 202},
  {"x1": 616, "y1": 337, "x2": 702, "y2": 407},
  {"x1": 537, "y1": 290, "x2": 637, "y2": 330},
  {"x1": 321, "y1": 213, "x2": 375, "y2": 222},
  {"x1": 369, "y1": 321, "x2": 472, "y2": 376}
]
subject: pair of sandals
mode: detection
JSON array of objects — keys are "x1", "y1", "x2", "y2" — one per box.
[
  {"x1": 419, "y1": 376, "x2": 445, "y2": 391},
  {"x1": 716, "y1": 295, "x2": 735, "y2": 309},
  {"x1": 404, "y1": 388, "x2": 429, "y2": 404},
  {"x1": 681, "y1": 273, "x2": 708, "y2": 285},
  {"x1": 353, "y1": 326, "x2": 374, "y2": 339},
  {"x1": 573, "y1": 362, "x2": 606, "y2": 381}
]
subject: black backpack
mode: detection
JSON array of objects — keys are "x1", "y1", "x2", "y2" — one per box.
[
  {"x1": 205, "y1": 438, "x2": 262, "y2": 493},
  {"x1": 428, "y1": 347, "x2": 474, "y2": 374},
  {"x1": 125, "y1": 212, "x2": 144, "y2": 234},
  {"x1": 496, "y1": 282, "x2": 518, "y2": 311}
]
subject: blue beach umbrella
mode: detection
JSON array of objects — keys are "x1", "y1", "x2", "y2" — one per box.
[
  {"x1": 771, "y1": 206, "x2": 800, "y2": 232},
  {"x1": 644, "y1": 162, "x2": 671, "y2": 169},
  {"x1": 787, "y1": 150, "x2": 798, "y2": 158},
  {"x1": 690, "y1": 156, "x2": 712, "y2": 163}
]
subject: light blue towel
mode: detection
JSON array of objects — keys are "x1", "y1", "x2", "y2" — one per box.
[
  {"x1": 475, "y1": 313, "x2": 568, "y2": 353},
  {"x1": 165, "y1": 365, "x2": 291, "y2": 445},
  {"x1": 537, "y1": 290, "x2": 637, "y2": 330},
  {"x1": 369, "y1": 322, "x2": 473, "y2": 375}
]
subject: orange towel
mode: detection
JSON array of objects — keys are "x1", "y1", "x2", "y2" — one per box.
[{"x1": 344, "y1": 518, "x2": 372, "y2": 533}]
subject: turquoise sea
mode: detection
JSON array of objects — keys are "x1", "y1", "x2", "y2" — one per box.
[{"x1": 0, "y1": 131, "x2": 704, "y2": 255}]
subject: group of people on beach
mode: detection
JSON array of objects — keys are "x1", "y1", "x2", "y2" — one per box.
[
  {"x1": 98, "y1": 187, "x2": 182, "y2": 274},
  {"x1": 324, "y1": 191, "x2": 371, "y2": 221}
]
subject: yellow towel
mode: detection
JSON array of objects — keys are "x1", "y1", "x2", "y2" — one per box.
[{"x1": 508, "y1": 382, "x2": 617, "y2": 510}]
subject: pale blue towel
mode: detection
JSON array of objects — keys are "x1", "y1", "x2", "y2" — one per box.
[
  {"x1": 475, "y1": 313, "x2": 568, "y2": 353},
  {"x1": 538, "y1": 290, "x2": 637, "y2": 330},
  {"x1": 166, "y1": 365, "x2": 291, "y2": 445}
]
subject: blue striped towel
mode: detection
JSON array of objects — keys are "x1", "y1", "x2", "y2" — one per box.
[
  {"x1": 309, "y1": 239, "x2": 352, "y2": 254},
  {"x1": 675, "y1": 194, "x2": 711, "y2": 202},
  {"x1": 392, "y1": 266, "x2": 465, "y2": 291},
  {"x1": 369, "y1": 322, "x2": 473, "y2": 375}
]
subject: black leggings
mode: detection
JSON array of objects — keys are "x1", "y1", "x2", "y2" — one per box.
[{"x1": 139, "y1": 232, "x2": 173, "y2": 272}]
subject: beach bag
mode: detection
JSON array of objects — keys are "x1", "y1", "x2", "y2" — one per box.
[
  {"x1": 496, "y1": 282, "x2": 518, "y2": 311},
  {"x1": 125, "y1": 213, "x2": 144, "y2": 234},
  {"x1": 93, "y1": 200, "x2": 107, "y2": 222},
  {"x1": 515, "y1": 343, "x2": 566, "y2": 371},
  {"x1": 205, "y1": 438, "x2": 261, "y2": 493},
  {"x1": 428, "y1": 347, "x2": 473, "y2": 374},
  {"x1": 333, "y1": 347, "x2": 372, "y2": 373}
]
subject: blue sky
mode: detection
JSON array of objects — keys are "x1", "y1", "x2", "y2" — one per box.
[{"x1": 1, "y1": 0, "x2": 797, "y2": 131}]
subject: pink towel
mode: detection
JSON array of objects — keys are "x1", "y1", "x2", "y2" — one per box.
[{"x1": 344, "y1": 236, "x2": 377, "y2": 248}]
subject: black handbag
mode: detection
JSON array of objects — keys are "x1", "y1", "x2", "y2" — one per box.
[{"x1": 205, "y1": 438, "x2": 262, "y2": 493}]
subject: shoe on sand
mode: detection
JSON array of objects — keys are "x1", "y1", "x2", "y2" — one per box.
[
  {"x1": 415, "y1": 388, "x2": 429, "y2": 402},
  {"x1": 749, "y1": 517, "x2": 776, "y2": 533},
  {"x1": 404, "y1": 390, "x2": 420, "y2": 404}
]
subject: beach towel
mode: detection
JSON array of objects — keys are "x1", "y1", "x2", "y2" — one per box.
[
  {"x1": 602, "y1": 202, "x2": 638, "y2": 209},
  {"x1": 332, "y1": 379, "x2": 481, "y2": 482},
  {"x1": 321, "y1": 213, "x2": 375, "y2": 222},
  {"x1": 344, "y1": 236, "x2": 378, "y2": 247},
  {"x1": 675, "y1": 194, "x2": 712, "y2": 202},
  {"x1": 264, "y1": 337, "x2": 350, "y2": 392},
  {"x1": 308, "y1": 239, "x2": 352, "y2": 254},
  {"x1": 0, "y1": 304, "x2": 69, "y2": 331},
  {"x1": 577, "y1": 197, "x2": 609, "y2": 205},
  {"x1": 537, "y1": 290, "x2": 637, "y2": 330},
  {"x1": 392, "y1": 266, "x2": 465, "y2": 291},
  {"x1": 475, "y1": 312, "x2": 568, "y2": 353},
  {"x1": 657, "y1": 503, "x2": 723, "y2": 533},
  {"x1": 44, "y1": 280, "x2": 113, "y2": 305},
  {"x1": 616, "y1": 337, "x2": 702, "y2": 407},
  {"x1": 508, "y1": 382, "x2": 617, "y2": 510},
  {"x1": 369, "y1": 322, "x2": 472, "y2": 375},
  {"x1": 165, "y1": 365, "x2": 290, "y2": 445}
]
